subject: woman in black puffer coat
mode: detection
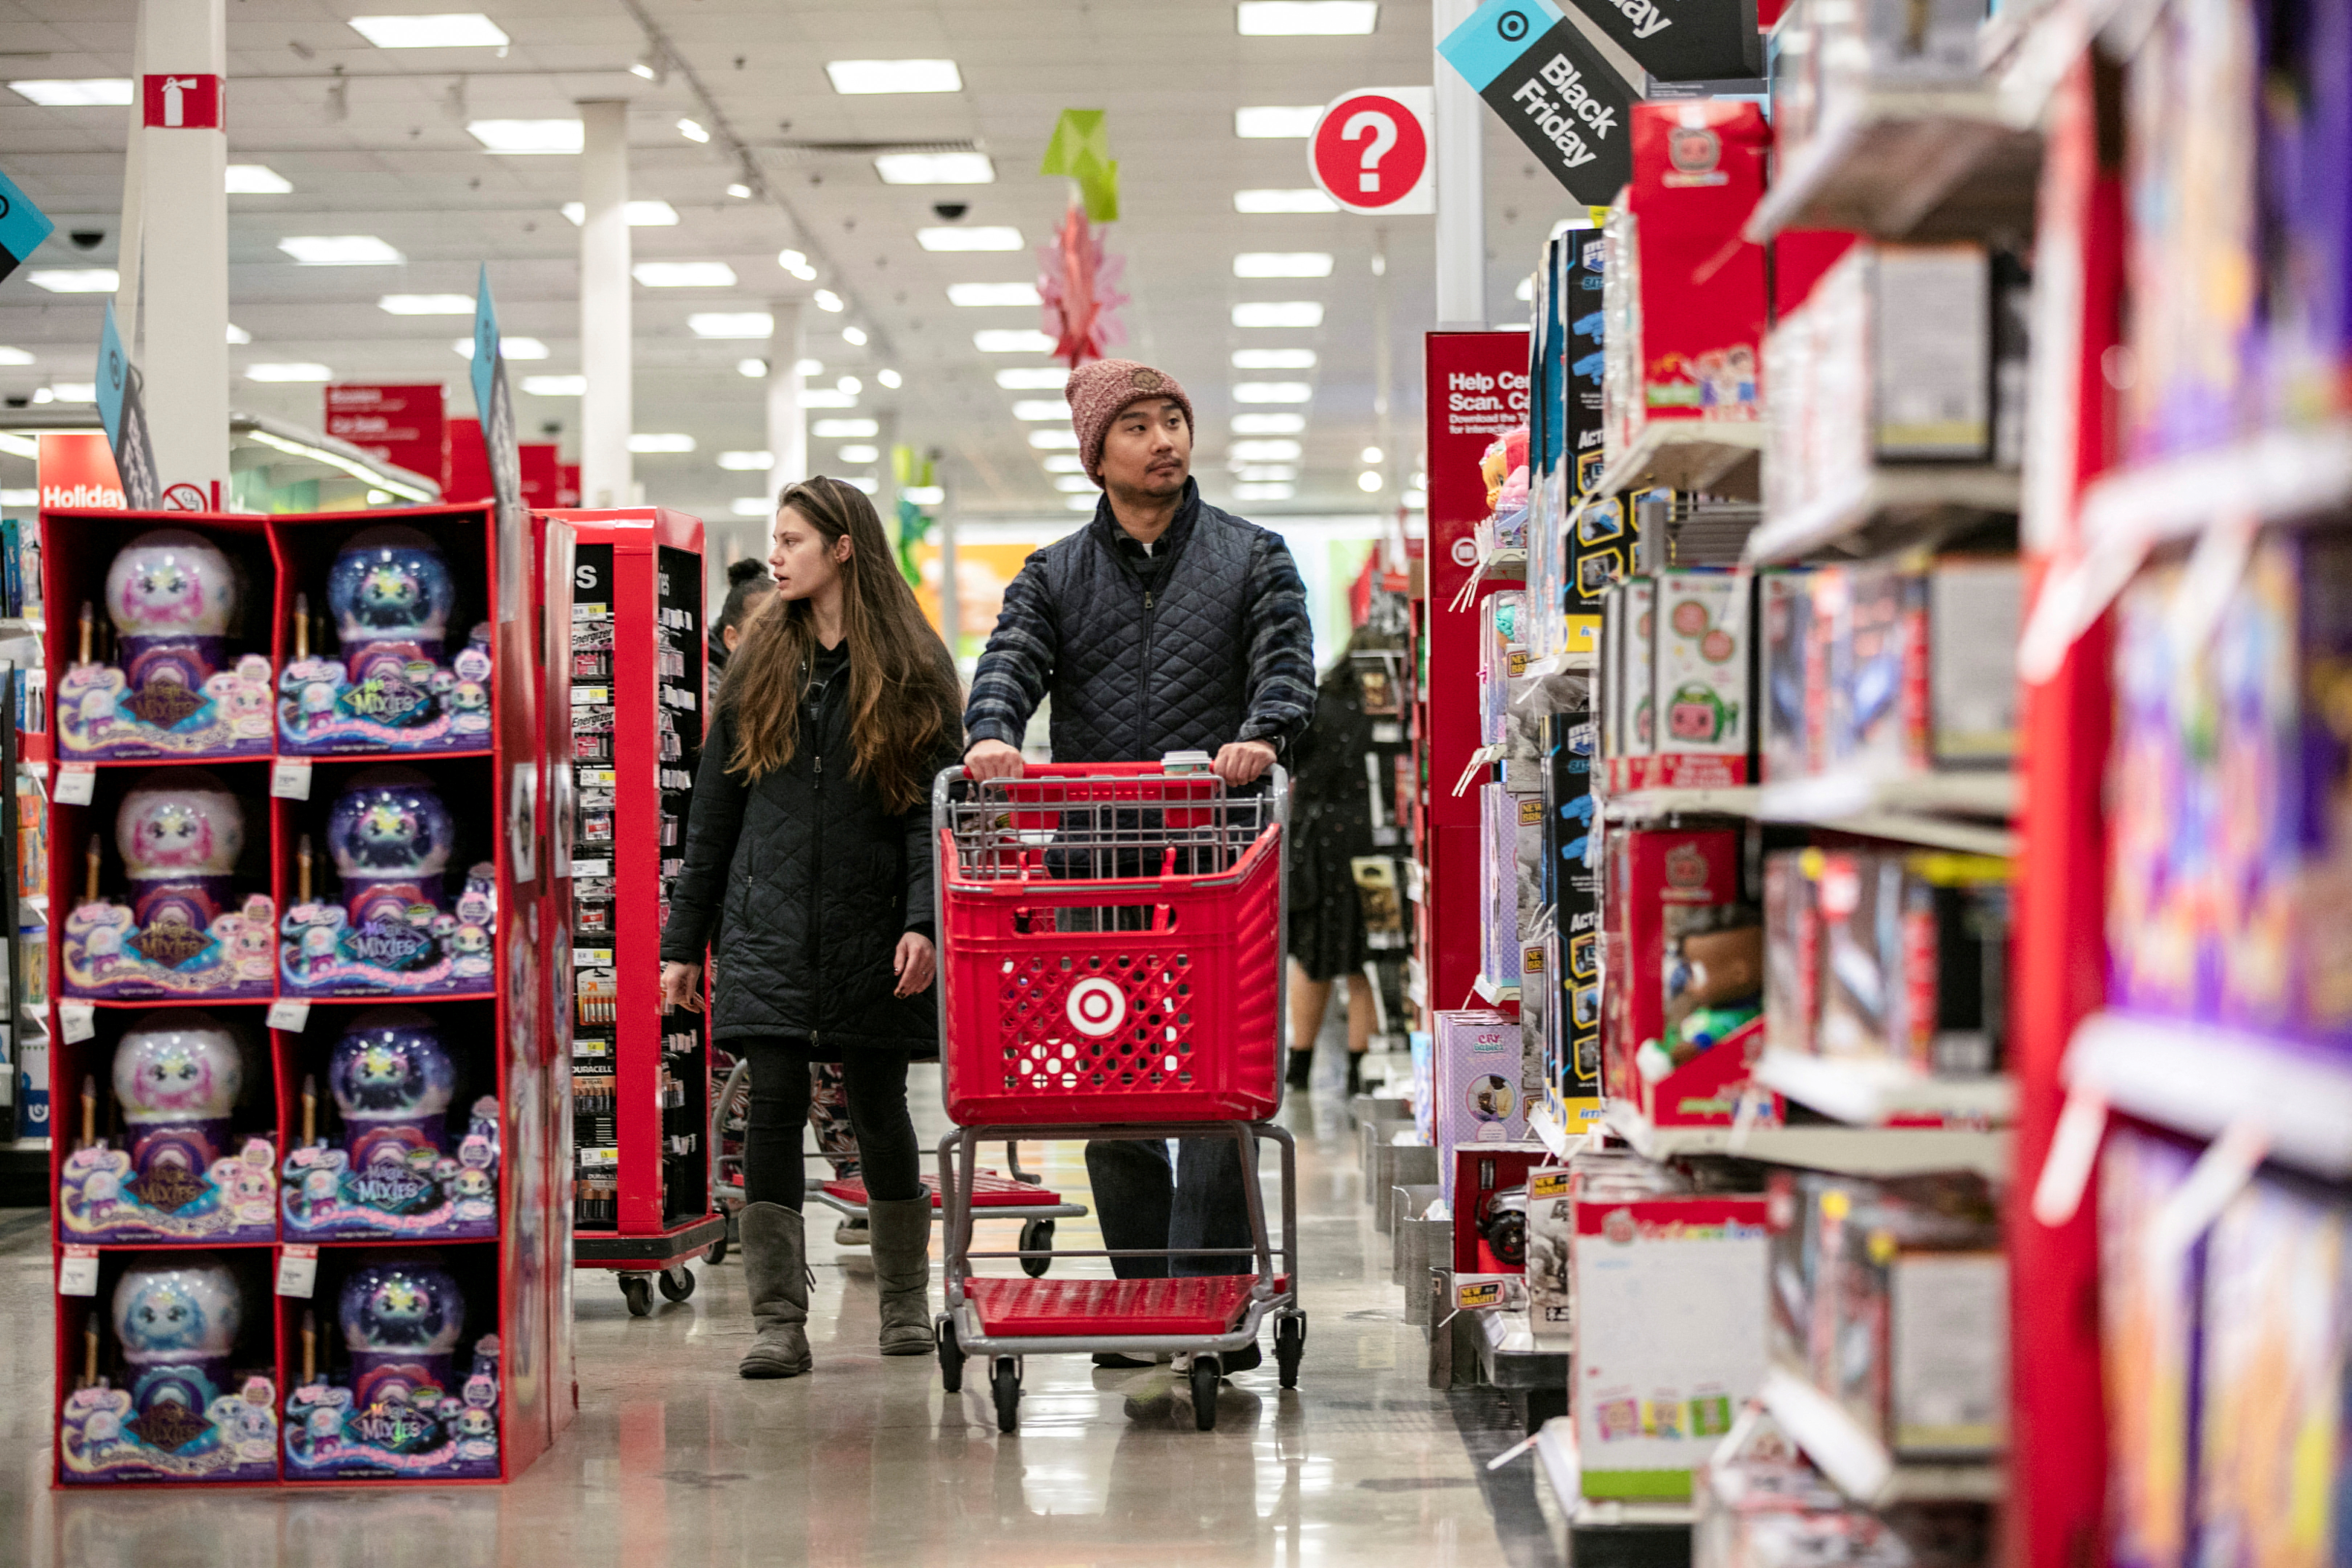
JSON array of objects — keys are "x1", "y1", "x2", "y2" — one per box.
[{"x1": 660, "y1": 476, "x2": 963, "y2": 1380}]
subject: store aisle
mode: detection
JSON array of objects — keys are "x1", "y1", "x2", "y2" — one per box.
[{"x1": 2, "y1": 1071, "x2": 1565, "y2": 1568}]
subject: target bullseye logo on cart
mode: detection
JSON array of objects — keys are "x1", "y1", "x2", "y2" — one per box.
[{"x1": 1066, "y1": 977, "x2": 1127, "y2": 1037}]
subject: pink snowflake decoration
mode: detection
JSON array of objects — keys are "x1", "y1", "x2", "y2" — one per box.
[{"x1": 1037, "y1": 201, "x2": 1129, "y2": 369}]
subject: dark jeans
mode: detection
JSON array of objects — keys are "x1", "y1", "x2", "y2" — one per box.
[
  {"x1": 1085, "y1": 1134, "x2": 1256, "y2": 1278},
  {"x1": 741, "y1": 1037, "x2": 920, "y2": 1210}
]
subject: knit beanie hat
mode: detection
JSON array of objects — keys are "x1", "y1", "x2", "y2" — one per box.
[{"x1": 1066, "y1": 359, "x2": 1195, "y2": 483}]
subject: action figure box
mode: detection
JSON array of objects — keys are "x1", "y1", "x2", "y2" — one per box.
[
  {"x1": 1431, "y1": 1009, "x2": 1523, "y2": 1208},
  {"x1": 1609, "y1": 827, "x2": 1757, "y2": 1098}
]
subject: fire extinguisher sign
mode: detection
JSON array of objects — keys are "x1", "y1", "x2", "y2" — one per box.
[{"x1": 142, "y1": 73, "x2": 222, "y2": 130}]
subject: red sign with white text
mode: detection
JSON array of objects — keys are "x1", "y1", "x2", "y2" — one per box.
[
  {"x1": 324, "y1": 384, "x2": 446, "y2": 489},
  {"x1": 37, "y1": 433, "x2": 126, "y2": 511},
  {"x1": 142, "y1": 73, "x2": 221, "y2": 130}
]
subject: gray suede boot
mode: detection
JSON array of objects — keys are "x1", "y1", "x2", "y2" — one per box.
[
  {"x1": 737, "y1": 1202, "x2": 813, "y2": 1379},
  {"x1": 865, "y1": 1196, "x2": 935, "y2": 1356}
]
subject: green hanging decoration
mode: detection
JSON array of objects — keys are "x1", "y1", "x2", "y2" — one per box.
[
  {"x1": 1040, "y1": 108, "x2": 1119, "y2": 223},
  {"x1": 892, "y1": 444, "x2": 934, "y2": 586}
]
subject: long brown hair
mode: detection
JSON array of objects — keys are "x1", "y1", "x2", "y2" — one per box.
[{"x1": 719, "y1": 477, "x2": 959, "y2": 811}]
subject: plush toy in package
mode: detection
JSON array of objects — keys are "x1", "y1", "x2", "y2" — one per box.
[{"x1": 1651, "y1": 569, "x2": 1751, "y2": 787}]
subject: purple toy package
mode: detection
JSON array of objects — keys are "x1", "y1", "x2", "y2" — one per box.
[
  {"x1": 277, "y1": 525, "x2": 495, "y2": 754},
  {"x1": 56, "y1": 530, "x2": 274, "y2": 761},
  {"x1": 61, "y1": 769, "x2": 276, "y2": 1001},
  {"x1": 58, "y1": 1011, "x2": 277, "y2": 1244},
  {"x1": 284, "y1": 1256, "x2": 501, "y2": 1480},
  {"x1": 279, "y1": 767, "x2": 498, "y2": 996}
]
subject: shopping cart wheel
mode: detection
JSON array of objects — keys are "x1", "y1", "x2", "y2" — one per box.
[
  {"x1": 1189, "y1": 1356, "x2": 1220, "y2": 1431},
  {"x1": 658, "y1": 1264, "x2": 695, "y2": 1303},
  {"x1": 936, "y1": 1317, "x2": 965, "y2": 1393},
  {"x1": 1275, "y1": 1315, "x2": 1306, "y2": 1389},
  {"x1": 620, "y1": 1274, "x2": 653, "y2": 1318},
  {"x1": 1017, "y1": 1218, "x2": 1055, "y2": 1279},
  {"x1": 991, "y1": 1358, "x2": 1021, "y2": 1434}
]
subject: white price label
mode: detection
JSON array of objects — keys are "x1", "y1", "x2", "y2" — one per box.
[
  {"x1": 58, "y1": 1001, "x2": 95, "y2": 1044},
  {"x1": 266, "y1": 999, "x2": 311, "y2": 1033},
  {"x1": 276, "y1": 1245, "x2": 319, "y2": 1298},
  {"x1": 59, "y1": 1246, "x2": 100, "y2": 1297},
  {"x1": 270, "y1": 758, "x2": 314, "y2": 800},
  {"x1": 571, "y1": 859, "x2": 610, "y2": 879},
  {"x1": 53, "y1": 764, "x2": 94, "y2": 806}
]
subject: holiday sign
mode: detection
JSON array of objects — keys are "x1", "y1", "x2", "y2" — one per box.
[
  {"x1": 1307, "y1": 88, "x2": 1436, "y2": 216},
  {"x1": 1440, "y1": 0, "x2": 1639, "y2": 205}
]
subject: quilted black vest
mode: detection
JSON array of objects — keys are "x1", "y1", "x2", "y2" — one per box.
[{"x1": 1039, "y1": 494, "x2": 1263, "y2": 763}]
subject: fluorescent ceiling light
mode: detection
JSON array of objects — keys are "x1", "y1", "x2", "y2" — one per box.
[
  {"x1": 1232, "y1": 482, "x2": 1297, "y2": 501},
  {"x1": 1053, "y1": 475, "x2": 1095, "y2": 493},
  {"x1": 1403, "y1": 490, "x2": 1426, "y2": 509},
  {"x1": 918, "y1": 226, "x2": 1023, "y2": 252},
  {"x1": 1516, "y1": 274, "x2": 1536, "y2": 303},
  {"x1": 1232, "y1": 412, "x2": 1307, "y2": 434},
  {"x1": 677, "y1": 118, "x2": 710, "y2": 144},
  {"x1": 1237, "y1": 3, "x2": 1379, "y2": 35},
  {"x1": 523, "y1": 374, "x2": 586, "y2": 395},
  {"x1": 1012, "y1": 400, "x2": 1072, "y2": 421},
  {"x1": 718, "y1": 450, "x2": 773, "y2": 471},
  {"x1": 837, "y1": 375, "x2": 862, "y2": 394},
  {"x1": 0, "y1": 347, "x2": 31, "y2": 365},
  {"x1": 1065, "y1": 496, "x2": 1098, "y2": 511},
  {"x1": 226, "y1": 164, "x2": 293, "y2": 194},
  {"x1": 1233, "y1": 348, "x2": 1316, "y2": 369},
  {"x1": 225, "y1": 323, "x2": 251, "y2": 344},
  {"x1": 452, "y1": 335, "x2": 549, "y2": 359},
  {"x1": 903, "y1": 484, "x2": 945, "y2": 505},
  {"x1": 841, "y1": 325, "x2": 867, "y2": 345},
  {"x1": 838, "y1": 443, "x2": 880, "y2": 462},
  {"x1": 689, "y1": 311, "x2": 775, "y2": 339},
  {"x1": 28, "y1": 269, "x2": 119, "y2": 293},
  {"x1": 1234, "y1": 105, "x2": 1322, "y2": 138},
  {"x1": 246, "y1": 363, "x2": 334, "y2": 382},
  {"x1": 877, "y1": 368, "x2": 901, "y2": 388},
  {"x1": 875, "y1": 152, "x2": 995, "y2": 185},
  {"x1": 1029, "y1": 430, "x2": 1081, "y2": 450},
  {"x1": 975, "y1": 330, "x2": 1055, "y2": 354},
  {"x1": 348, "y1": 13, "x2": 510, "y2": 48},
  {"x1": 731, "y1": 498, "x2": 773, "y2": 516},
  {"x1": 9, "y1": 79, "x2": 132, "y2": 107},
  {"x1": 1233, "y1": 381, "x2": 1312, "y2": 403},
  {"x1": 633, "y1": 261, "x2": 737, "y2": 287},
  {"x1": 777, "y1": 250, "x2": 817, "y2": 281},
  {"x1": 826, "y1": 59, "x2": 963, "y2": 94},
  {"x1": 727, "y1": 183, "x2": 752, "y2": 199},
  {"x1": 812, "y1": 289, "x2": 844, "y2": 312},
  {"x1": 1234, "y1": 188, "x2": 1339, "y2": 214},
  {"x1": 949, "y1": 282, "x2": 1041, "y2": 308},
  {"x1": 1233, "y1": 301, "x2": 1323, "y2": 329},
  {"x1": 1358, "y1": 470, "x2": 1384, "y2": 492},
  {"x1": 1235, "y1": 252, "x2": 1333, "y2": 278},
  {"x1": 48, "y1": 382, "x2": 96, "y2": 401},
  {"x1": 1042, "y1": 454, "x2": 1085, "y2": 473},
  {"x1": 280, "y1": 234, "x2": 404, "y2": 265},
  {"x1": 737, "y1": 358, "x2": 768, "y2": 378},
  {"x1": 1232, "y1": 438, "x2": 1303, "y2": 461},
  {"x1": 802, "y1": 388, "x2": 856, "y2": 408},
  {"x1": 628, "y1": 433, "x2": 696, "y2": 453},
  {"x1": 1235, "y1": 465, "x2": 1297, "y2": 481},
  {"x1": 560, "y1": 201, "x2": 679, "y2": 226},
  {"x1": 996, "y1": 367, "x2": 1067, "y2": 390},
  {"x1": 813, "y1": 418, "x2": 878, "y2": 438},
  {"x1": 0, "y1": 489, "x2": 33, "y2": 503},
  {"x1": 842, "y1": 475, "x2": 879, "y2": 495},
  {"x1": 468, "y1": 119, "x2": 583, "y2": 154},
  {"x1": 794, "y1": 358, "x2": 824, "y2": 376},
  {"x1": 379, "y1": 293, "x2": 474, "y2": 314}
]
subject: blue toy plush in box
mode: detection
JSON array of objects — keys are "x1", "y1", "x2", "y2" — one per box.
[
  {"x1": 279, "y1": 768, "x2": 497, "y2": 996},
  {"x1": 281, "y1": 1007, "x2": 499, "y2": 1239},
  {"x1": 58, "y1": 1255, "x2": 279, "y2": 1483},
  {"x1": 278, "y1": 526, "x2": 493, "y2": 754}
]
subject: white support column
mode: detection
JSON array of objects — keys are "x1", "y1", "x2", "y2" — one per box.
[
  {"x1": 936, "y1": 466, "x2": 960, "y2": 661},
  {"x1": 871, "y1": 409, "x2": 898, "y2": 514},
  {"x1": 765, "y1": 303, "x2": 806, "y2": 498},
  {"x1": 578, "y1": 100, "x2": 632, "y2": 510},
  {"x1": 1433, "y1": 0, "x2": 1488, "y2": 330},
  {"x1": 134, "y1": 0, "x2": 229, "y2": 489}
]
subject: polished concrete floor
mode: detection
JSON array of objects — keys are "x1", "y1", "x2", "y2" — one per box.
[{"x1": 0, "y1": 1042, "x2": 1569, "y2": 1568}]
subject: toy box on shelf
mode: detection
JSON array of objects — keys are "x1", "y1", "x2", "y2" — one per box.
[{"x1": 41, "y1": 502, "x2": 567, "y2": 1487}]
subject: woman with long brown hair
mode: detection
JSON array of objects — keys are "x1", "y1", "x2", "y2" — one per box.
[{"x1": 660, "y1": 476, "x2": 963, "y2": 1379}]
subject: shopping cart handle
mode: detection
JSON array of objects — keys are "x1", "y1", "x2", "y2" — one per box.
[{"x1": 998, "y1": 761, "x2": 1198, "y2": 778}]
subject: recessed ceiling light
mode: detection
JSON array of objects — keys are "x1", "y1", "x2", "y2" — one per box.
[
  {"x1": 1232, "y1": 439, "x2": 1303, "y2": 461},
  {"x1": 27, "y1": 268, "x2": 118, "y2": 293},
  {"x1": 813, "y1": 418, "x2": 879, "y2": 438},
  {"x1": 1234, "y1": 106, "x2": 1323, "y2": 138},
  {"x1": 918, "y1": 226, "x2": 1024, "y2": 252},
  {"x1": 718, "y1": 451, "x2": 774, "y2": 471},
  {"x1": 877, "y1": 369, "x2": 902, "y2": 388},
  {"x1": 975, "y1": 330, "x2": 1055, "y2": 354},
  {"x1": 629, "y1": 433, "x2": 696, "y2": 453},
  {"x1": 1042, "y1": 454, "x2": 1086, "y2": 473},
  {"x1": 633, "y1": 261, "x2": 738, "y2": 287},
  {"x1": 839, "y1": 443, "x2": 880, "y2": 462},
  {"x1": 801, "y1": 389, "x2": 856, "y2": 408},
  {"x1": 1233, "y1": 301, "x2": 1323, "y2": 329},
  {"x1": 1237, "y1": 2, "x2": 1378, "y2": 35},
  {"x1": 9, "y1": 79, "x2": 133, "y2": 107},
  {"x1": 523, "y1": 375, "x2": 587, "y2": 395},
  {"x1": 246, "y1": 363, "x2": 335, "y2": 382},
  {"x1": 1363, "y1": 446, "x2": 1385, "y2": 464},
  {"x1": 1233, "y1": 382, "x2": 1312, "y2": 403},
  {"x1": 1012, "y1": 400, "x2": 1072, "y2": 422},
  {"x1": 468, "y1": 119, "x2": 584, "y2": 154},
  {"x1": 1232, "y1": 482, "x2": 1297, "y2": 501},
  {"x1": 1235, "y1": 252, "x2": 1334, "y2": 278},
  {"x1": 379, "y1": 294, "x2": 471, "y2": 315},
  {"x1": 731, "y1": 498, "x2": 773, "y2": 516},
  {"x1": 1053, "y1": 475, "x2": 1095, "y2": 493},
  {"x1": 738, "y1": 358, "x2": 768, "y2": 378},
  {"x1": 1233, "y1": 412, "x2": 1307, "y2": 434},
  {"x1": 1234, "y1": 465, "x2": 1297, "y2": 482},
  {"x1": 0, "y1": 347, "x2": 31, "y2": 365},
  {"x1": 777, "y1": 249, "x2": 817, "y2": 280},
  {"x1": 727, "y1": 182, "x2": 752, "y2": 199},
  {"x1": 841, "y1": 326, "x2": 867, "y2": 345},
  {"x1": 348, "y1": 13, "x2": 510, "y2": 48},
  {"x1": 1029, "y1": 430, "x2": 1081, "y2": 449},
  {"x1": 226, "y1": 164, "x2": 292, "y2": 194},
  {"x1": 690, "y1": 311, "x2": 775, "y2": 339},
  {"x1": 837, "y1": 375, "x2": 862, "y2": 394},
  {"x1": 875, "y1": 152, "x2": 995, "y2": 185},
  {"x1": 795, "y1": 359, "x2": 824, "y2": 376},
  {"x1": 1234, "y1": 348, "x2": 1317, "y2": 369},
  {"x1": 948, "y1": 282, "x2": 1041, "y2": 308},
  {"x1": 560, "y1": 201, "x2": 680, "y2": 226},
  {"x1": 812, "y1": 289, "x2": 844, "y2": 312},
  {"x1": 1358, "y1": 470, "x2": 1384, "y2": 492},
  {"x1": 1234, "y1": 188, "x2": 1339, "y2": 214},
  {"x1": 677, "y1": 118, "x2": 710, "y2": 144},
  {"x1": 1064, "y1": 495, "x2": 1098, "y2": 511},
  {"x1": 995, "y1": 367, "x2": 1067, "y2": 390},
  {"x1": 280, "y1": 235, "x2": 404, "y2": 265},
  {"x1": 452, "y1": 335, "x2": 549, "y2": 359},
  {"x1": 225, "y1": 323, "x2": 251, "y2": 344},
  {"x1": 826, "y1": 59, "x2": 962, "y2": 94}
]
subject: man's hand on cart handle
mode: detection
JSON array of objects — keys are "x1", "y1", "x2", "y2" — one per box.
[
  {"x1": 660, "y1": 961, "x2": 704, "y2": 1013},
  {"x1": 1216, "y1": 740, "x2": 1277, "y2": 787},
  {"x1": 964, "y1": 739, "x2": 1025, "y2": 781},
  {"x1": 894, "y1": 931, "x2": 937, "y2": 997}
]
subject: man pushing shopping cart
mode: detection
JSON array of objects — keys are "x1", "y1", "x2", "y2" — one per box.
[{"x1": 955, "y1": 357, "x2": 1317, "y2": 1429}]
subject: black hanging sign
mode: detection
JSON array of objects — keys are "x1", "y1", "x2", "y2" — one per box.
[{"x1": 1439, "y1": 0, "x2": 1639, "y2": 206}]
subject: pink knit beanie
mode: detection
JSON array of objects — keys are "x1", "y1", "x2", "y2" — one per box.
[{"x1": 1066, "y1": 359, "x2": 1195, "y2": 483}]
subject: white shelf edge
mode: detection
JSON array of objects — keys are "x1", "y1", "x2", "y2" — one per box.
[
  {"x1": 1593, "y1": 421, "x2": 1767, "y2": 499},
  {"x1": 2065, "y1": 1009, "x2": 2352, "y2": 1178},
  {"x1": 1753, "y1": 1049, "x2": 2016, "y2": 1126},
  {"x1": 1605, "y1": 1101, "x2": 2011, "y2": 1179},
  {"x1": 1746, "y1": 87, "x2": 2028, "y2": 244},
  {"x1": 1761, "y1": 1367, "x2": 1897, "y2": 1504},
  {"x1": 2079, "y1": 421, "x2": 2352, "y2": 553},
  {"x1": 1528, "y1": 1102, "x2": 1577, "y2": 1160},
  {"x1": 1744, "y1": 465, "x2": 2022, "y2": 565},
  {"x1": 1472, "y1": 972, "x2": 1522, "y2": 1006}
]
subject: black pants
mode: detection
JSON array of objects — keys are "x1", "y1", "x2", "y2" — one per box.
[{"x1": 740, "y1": 1037, "x2": 921, "y2": 1210}]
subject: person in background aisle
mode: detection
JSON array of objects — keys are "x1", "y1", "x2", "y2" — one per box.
[
  {"x1": 661, "y1": 477, "x2": 964, "y2": 1380},
  {"x1": 704, "y1": 558, "x2": 872, "y2": 1244},
  {"x1": 963, "y1": 358, "x2": 1316, "y2": 1385},
  {"x1": 1285, "y1": 635, "x2": 1382, "y2": 1098}
]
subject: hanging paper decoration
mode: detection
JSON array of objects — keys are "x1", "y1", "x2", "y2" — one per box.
[
  {"x1": 1038, "y1": 202, "x2": 1129, "y2": 371},
  {"x1": 890, "y1": 444, "x2": 934, "y2": 587},
  {"x1": 1038, "y1": 109, "x2": 1119, "y2": 222}
]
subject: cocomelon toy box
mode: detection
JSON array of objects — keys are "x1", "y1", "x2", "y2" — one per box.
[
  {"x1": 279, "y1": 766, "x2": 498, "y2": 996},
  {"x1": 281, "y1": 1006, "x2": 500, "y2": 1239},
  {"x1": 57, "y1": 1010, "x2": 277, "y2": 1244},
  {"x1": 60, "y1": 768, "x2": 276, "y2": 1001},
  {"x1": 283, "y1": 1256, "x2": 501, "y2": 1480},
  {"x1": 277, "y1": 524, "x2": 494, "y2": 755}
]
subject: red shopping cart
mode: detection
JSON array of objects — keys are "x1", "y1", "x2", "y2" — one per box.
[{"x1": 929, "y1": 762, "x2": 1303, "y2": 1434}]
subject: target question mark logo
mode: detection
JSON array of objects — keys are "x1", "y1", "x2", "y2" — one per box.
[
  {"x1": 1341, "y1": 109, "x2": 1400, "y2": 194},
  {"x1": 1065, "y1": 977, "x2": 1127, "y2": 1037}
]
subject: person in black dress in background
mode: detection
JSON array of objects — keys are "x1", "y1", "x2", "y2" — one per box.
[{"x1": 1285, "y1": 633, "x2": 1383, "y2": 1097}]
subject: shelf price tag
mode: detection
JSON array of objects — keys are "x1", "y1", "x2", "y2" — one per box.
[
  {"x1": 58, "y1": 1001, "x2": 94, "y2": 1044},
  {"x1": 270, "y1": 759, "x2": 313, "y2": 800},
  {"x1": 59, "y1": 1245, "x2": 100, "y2": 1297},
  {"x1": 52, "y1": 764, "x2": 94, "y2": 807},
  {"x1": 276, "y1": 1245, "x2": 319, "y2": 1298},
  {"x1": 266, "y1": 999, "x2": 311, "y2": 1033}
]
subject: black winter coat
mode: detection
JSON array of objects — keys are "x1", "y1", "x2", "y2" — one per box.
[{"x1": 659, "y1": 640, "x2": 964, "y2": 1053}]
